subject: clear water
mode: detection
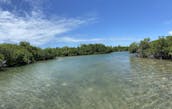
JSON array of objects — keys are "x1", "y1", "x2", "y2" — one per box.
[{"x1": 0, "y1": 52, "x2": 172, "y2": 109}]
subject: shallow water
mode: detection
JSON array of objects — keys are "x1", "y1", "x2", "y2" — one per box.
[{"x1": 0, "y1": 52, "x2": 172, "y2": 109}]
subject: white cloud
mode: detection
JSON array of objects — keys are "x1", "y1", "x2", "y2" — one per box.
[
  {"x1": 53, "y1": 36, "x2": 141, "y2": 44},
  {"x1": 0, "y1": 0, "x2": 96, "y2": 46},
  {"x1": 55, "y1": 37, "x2": 103, "y2": 43},
  {"x1": 169, "y1": 31, "x2": 172, "y2": 35},
  {"x1": 0, "y1": 10, "x2": 94, "y2": 45}
]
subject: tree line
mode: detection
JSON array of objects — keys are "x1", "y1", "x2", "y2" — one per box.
[
  {"x1": 0, "y1": 42, "x2": 128, "y2": 69},
  {"x1": 129, "y1": 36, "x2": 172, "y2": 59}
]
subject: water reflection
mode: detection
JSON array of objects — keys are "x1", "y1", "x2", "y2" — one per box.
[{"x1": 0, "y1": 52, "x2": 172, "y2": 109}]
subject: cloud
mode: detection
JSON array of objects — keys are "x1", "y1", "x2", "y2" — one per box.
[
  {"x1": 0, "y1": 10, "x2": 92, "y2": 45},
  {"x1": 0, "y1": 0, "x2": 96, "y2": 46},
  {"x1": 55, "y1": 37, "x2": 103, "y2": 43},
  {"x1": 169, "y1": 31, "x2": 172, "y2": 35},
  {"x1": 53, "y1": 36, "x2": 140, "y2": 44},
  {"x1": 0, "y1": 0, "x2": 44, "y2": 9}
]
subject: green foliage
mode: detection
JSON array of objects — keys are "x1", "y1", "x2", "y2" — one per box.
[
  {"x1": 19, "y1": 41, "x2": 31, "y2": 47},
  {"x1": 56, "y1": 44, "x2": 128, "y2": 57},
  {"x1": 43, "y1": 48, "x2": 57, "y2": 60},
  {"x1": 0, "y1": 54, "x2": 4, "y2": 62},
  {"x1": 166, "y1": 36, "x2": 172, "y2": 56},
  {"x1": 111, "y1": 45, "x2": 128, "y2": 52},
  {"x1": 0, "y1": 53, "x2": 5, "y2": 69},
  {"x1": 78, "y1": 44, "x2": 108, "y2": 55},
  {"x1": 129, "y1": 42, "x2": 139, "y2": 53},
  {"x1": 129, "y1": 36, "x2": 172, "y2": 59},
  {"x1": 0, "y1": 44, "x2": 33, "y2": 66},
  {"x1": 137, "y1": 38, "x2": 151, "y2": 57},
  {"x1": 20, "y1": 41, "x2": 44, "y2": 61},
  {"x1": 0, "y1": 41, "x2": 128, "y2": 68},
  {"x1": 57, "y1": 47, "x2": 79, "y2": 56}
]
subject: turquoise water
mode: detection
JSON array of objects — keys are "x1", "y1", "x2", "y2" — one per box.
[{"x1": 0, "y1": 52, "x2": 172, "y2": 109}]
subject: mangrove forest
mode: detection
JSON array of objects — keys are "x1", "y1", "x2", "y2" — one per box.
[
  {"x1": 0, "y1": 42, "x2": 128, "y2": 69},
  {"x1": 129, "y1": 36, "x2": 172, "y2": 59}
]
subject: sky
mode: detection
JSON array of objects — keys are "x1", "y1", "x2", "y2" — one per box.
[{"x1": 0, "y1": 0, "x2": 172, "y2": 47}]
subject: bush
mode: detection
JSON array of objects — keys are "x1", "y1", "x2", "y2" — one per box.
[
  {"x1": 129, "y1": 36, "x2": 172, "y2": 59},
  {"x1": 0, "y1": 44, "x2": 33, "y2": 66}
]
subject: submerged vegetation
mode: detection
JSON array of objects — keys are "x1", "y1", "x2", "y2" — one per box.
[
  {"x1": 0, "y1": 42, "x2": 128, "y2": 69},
  {"x1": 129, "y1": 36, "x2": 172, "y2": 59}
]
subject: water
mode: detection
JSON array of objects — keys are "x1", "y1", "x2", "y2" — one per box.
[{"x1": 0, "y1": 52, "x2": 172, "y2": 109}]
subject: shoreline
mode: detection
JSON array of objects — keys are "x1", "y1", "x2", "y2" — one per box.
[{"x1": 0, "y1": 51, "x2": 127, "y2": 71}]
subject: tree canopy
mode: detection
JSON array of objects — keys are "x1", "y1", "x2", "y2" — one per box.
[
  {"x1": 129, "y1": 36, "x2": 172, "y2": 59},
  {"x1": 0, "y1": 42, "x2": 128, "y2": 69}
]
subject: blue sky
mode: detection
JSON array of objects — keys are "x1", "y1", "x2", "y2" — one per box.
[{"x1": 0, "y1": 0, "x2": 172, "y2": 47}]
